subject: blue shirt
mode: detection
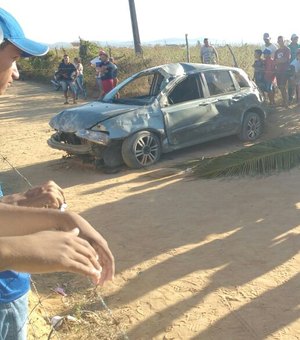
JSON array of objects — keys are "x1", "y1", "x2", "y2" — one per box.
[
  {"x1": 0, "y1": 271, "x2": 30, "y2": 303},
  {"x1": 96, "y1": 61, "x2": 115, "y2": 80},
  {"x1": 0, "y1": 187, "x2": 30, "y2": 303}
]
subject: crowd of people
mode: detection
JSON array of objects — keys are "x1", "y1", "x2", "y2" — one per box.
[
  {"x1": 200, "y1": 34, "x2": 300, "y2": 108},
  {"x1": 252, "y1": 33, "x2": 300, "y2": 108},
  {"x1": 56, "y1": 50, "x2": 119, "y2": 104}
]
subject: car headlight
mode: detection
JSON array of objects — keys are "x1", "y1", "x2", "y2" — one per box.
[
  {"x1": 75, "y1": 129, "x2": 109, "y2": 145},
  {"x1": 91, "y1": 123, "x2": 107, "y2": 132}
]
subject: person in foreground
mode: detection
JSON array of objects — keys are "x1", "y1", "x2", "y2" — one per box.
[{"x1": 0, "y1": 8, "x2": 115, "y2": 340}]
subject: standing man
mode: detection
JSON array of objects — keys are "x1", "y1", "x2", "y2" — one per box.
[
  {"x1": 97, "y1": 50, "x2": 116, "y2": 98},
  {"x1": 200, "y1": 38, "x2": 219, "y2": 64},
  {"x1": 262, "y1": 33, "x2": 278, "y2": 59},
  {"x1": 288, "y1": 34, "x2": 300, "y2": 103},
  {"x1": 0, "y1": 8, "x2": 115, "y2": 340},
  {"x1": 57, "y1": 54, "x2": 77, "y2": 104},
  {"x1": 90, "y1": 50, "x2": 103, "y2": 95},
  {"x1": 274, "y1": 36, "x2": 291, "y2": 108}
]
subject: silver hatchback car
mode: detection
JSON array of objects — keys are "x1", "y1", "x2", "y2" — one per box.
[{"x1": 48, "y1": 63, "x2": 266, "y2": 169}]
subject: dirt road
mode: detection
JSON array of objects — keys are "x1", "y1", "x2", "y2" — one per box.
[{"x1": 1, "y1": 81, "x2": 300, "y2": 339}]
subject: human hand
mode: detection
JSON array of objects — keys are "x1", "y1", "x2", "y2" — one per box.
[
  {"x1": 1, "y1": 228, "x2": 102, "y2": 283},
  {"x1": 61, "y1": 212, "x2": 115, "y2": 285},
  {"x1": 0, "y1": 180, "x2": 65, "y2": 209}
]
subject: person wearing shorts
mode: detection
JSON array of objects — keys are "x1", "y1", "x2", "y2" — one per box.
[
  {"x1": 57, "y1": 54, "x2": 77, "y2": 104},
  {"x1": 97, "y1": 51, "x2": 116, "y2": 98},
  {"x1": 262, "y1": 49, "x2": 276, "y2": 106},
  {"x1": 274, "y1": 36, "x2": 291, "y2": 108}
]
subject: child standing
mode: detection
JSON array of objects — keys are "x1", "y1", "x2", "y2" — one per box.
[
  {"x1": 252, "y1": 49, "x2": 265, "y2": 91},
  {"x1": 262, "y1": 48, "x2": 276, "y2": 106}
]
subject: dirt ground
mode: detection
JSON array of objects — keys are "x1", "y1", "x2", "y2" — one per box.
[{"x1": 1, "y1": 80, "x2": 300, "y2": 340}]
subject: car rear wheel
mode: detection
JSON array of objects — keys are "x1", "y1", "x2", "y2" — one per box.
[
  {"x1": 122, "y1": 131, "x2": 162, "y2": 168},
  {"x1": 239, "y1": 112, "x2": 264, "y2": 141}
]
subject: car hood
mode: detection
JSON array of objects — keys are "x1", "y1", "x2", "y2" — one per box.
[{"x1": 49, "y1": 101, "x2": 138, "y2": 132}]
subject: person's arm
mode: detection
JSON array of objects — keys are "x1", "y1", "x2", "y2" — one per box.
[
  {"x1": 213, "y1": 47, "x2": 219, "y2": 63},
  {"x1": 0, "y1": 180, "x2": 65, "y2": 208},
  {"x1": 0, "y1": 204, "x2": 115, "y2": 284},
  {"x1": 0, "y1": 228, "x2": 102, "y2": 283},
  {"x1": 200, "y1": 47, "x2": 204, "y2": 63}
]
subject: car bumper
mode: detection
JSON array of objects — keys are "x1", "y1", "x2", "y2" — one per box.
[{"x1": 47, "y1": 133, "x2": 92, "y2": 154}]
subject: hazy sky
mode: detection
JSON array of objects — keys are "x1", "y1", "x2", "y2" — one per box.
[{"x1": 1, "y1": 1, "x2": 299, "y2": 45}]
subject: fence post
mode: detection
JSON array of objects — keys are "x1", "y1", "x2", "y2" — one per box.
[{"x1": 185, "y1": 34, "x2": 190, "y2": 62}]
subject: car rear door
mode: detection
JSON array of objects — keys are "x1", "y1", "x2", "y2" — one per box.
[
  {"x1": 162, "y1": 73, "x2": 222, "y2": 147},
  {"x1": 200, "y1": 69, "x2": 245, "y2": 136}
]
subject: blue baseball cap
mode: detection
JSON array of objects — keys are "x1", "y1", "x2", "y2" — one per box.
[
  {"x1": 0, "y1": 8, "x2": 49, "y2": 57},
  {"x1": 262, "y1": 48, "x2": 272, "y2": 55}
]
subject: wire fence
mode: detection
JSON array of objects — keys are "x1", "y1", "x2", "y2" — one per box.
[{"x1": 0, "y1": 154, "x2": 129, "y2": 340}]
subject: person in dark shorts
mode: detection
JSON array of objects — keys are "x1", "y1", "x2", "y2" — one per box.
[
  {"x1": 252, "y1": 49, "x2": 265, "y2": 91},
  {"x1": 274, "y1": 36, "x2": 291, "y2": 108}
]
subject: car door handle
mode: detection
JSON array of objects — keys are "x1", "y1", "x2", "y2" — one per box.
[
  {"x1": 232, "y1": 95, "x2": 243, "y2": 101},
  {"x1": 199, "y1": 100, "x2": 218, "y2": 106}
]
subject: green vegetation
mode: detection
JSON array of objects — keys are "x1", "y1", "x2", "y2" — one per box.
[{"x1": 18, "y1": 40, "x2": 260, "y2": 94}]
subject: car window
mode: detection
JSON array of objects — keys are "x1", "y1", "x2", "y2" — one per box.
[
  {"x1": 168, "y1": 74, "x2": 203, "y2": 104},
  {"x1": 110, "y1": 72, "x2": 164, "y2": 105},
  {"x1": 231, "y1": 70, "x2": 250, "y2": 88},
  {"x1": 204, "y1": 70, "x2": 236, "y2": 96}
]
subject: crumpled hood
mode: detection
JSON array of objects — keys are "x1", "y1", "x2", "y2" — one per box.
[{"x1": 49, "y1": 101, "x2": 138, "y2": 132}]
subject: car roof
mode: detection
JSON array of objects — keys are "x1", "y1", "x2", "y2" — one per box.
[{"x1": 139, "y1": 63, "x2": 238, "y2": 78}]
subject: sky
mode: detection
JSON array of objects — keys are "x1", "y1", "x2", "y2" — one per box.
[{"x1": 1, "y1": 1, "x2": 300, "y2": 46}]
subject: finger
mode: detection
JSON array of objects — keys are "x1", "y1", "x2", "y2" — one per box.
[
  {"x1": 68, "y1": 232, "x2": 101, "y2": 270},
  {"x1": 62, "y1": 257, "x2": 102, "y2": 281},
  {"x1": 92, "y1": 243, "x2": 115, "y2": 285},
  {"x1": 46, "y1": 180, "x2": 66, "y2": 202}
]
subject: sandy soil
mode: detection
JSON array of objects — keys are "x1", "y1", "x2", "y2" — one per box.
[{"x1": 1, "y1": 81, "x2": 300, "y2": 340}]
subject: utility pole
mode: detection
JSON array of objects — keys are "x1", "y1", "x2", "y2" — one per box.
[{"x1": 128, "y1": 0, "x2": 142, "y2": 54}]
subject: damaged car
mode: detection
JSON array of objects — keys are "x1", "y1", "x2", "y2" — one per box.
[{"x1": 48, "y1": 63, "x2": 267, "y2": 169}]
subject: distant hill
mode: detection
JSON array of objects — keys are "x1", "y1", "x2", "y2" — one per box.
[{"x1": 48, "y1": 38, "x2": 201, "y2": 49}]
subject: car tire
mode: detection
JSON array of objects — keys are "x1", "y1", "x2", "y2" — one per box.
[
  {"x1": 239, "y1": 111, "x2": 264, "y2": 141},
  {"x1": 122, "y1": 131, "x2": 162, "y2": 169}
]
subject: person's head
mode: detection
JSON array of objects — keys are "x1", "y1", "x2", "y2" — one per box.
[
  {"x1": 74, "y1": 57, "x2": 81, "y2": 64},
  {"x1": 0, "y1": 8, "x2": 48, "y2": 95},
  {"x1": 203, "y1": 38, "x2": 209, "y2": 46},
  {"x1": 277, "y1": 35, "x2": 285, "y2": 47},
  {"x1": 262, "y1": 48, "x2": 272, "y2": 58},
  {"x1": 99, "y1": 50, "x2": 108, "y2": 61},
  {"x1": 254, "y1": 49, "x2": 262, "y2": 59},
  {"x1": 291, "y1": 34, "x2": 299, "y2": 44},
  {"x1": 263, "y1": 33, "x2": 271, "y2": 45},
  {"x1": 63, "y1": 54, "x2": 70, "y2": 64}
]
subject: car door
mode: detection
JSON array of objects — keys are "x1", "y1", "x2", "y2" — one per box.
[
  {"x1": 200, "y1": 69, "x2": 245, "y2": 136},
  {"x1": 161, "y1": 74, "x2": 222, "y2": 147}
]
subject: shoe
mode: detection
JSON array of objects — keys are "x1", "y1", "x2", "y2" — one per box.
[{"x1": 64, "y1": 101, "x2": 69, "y2": 105}]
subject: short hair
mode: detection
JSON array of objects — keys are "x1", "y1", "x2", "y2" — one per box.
[{"x1": 255, "y1": 49, "x2": 263, "y2": 56}]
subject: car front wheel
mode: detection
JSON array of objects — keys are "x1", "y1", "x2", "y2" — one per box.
[
  {"x1": 122, "y1": 131, "x2": 162, "y2": 168},
  {"x1": 239, "y1": 112, "x2": 264, "y2": 141}
]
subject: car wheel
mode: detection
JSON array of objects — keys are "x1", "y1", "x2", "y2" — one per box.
[
  {"x1": 240, "y1": 112, "x2": 264, "y2": 141},
  {"x1": 102, "y1": 144, "x2": 124, "y2": 168},
  {"x1": 122, "y1": 131, "x2": 162, "y2": 168}
]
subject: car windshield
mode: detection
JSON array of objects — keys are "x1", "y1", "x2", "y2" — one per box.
[{"x1": 102, "y1": 71, "x2": 170, "y2": 105}]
